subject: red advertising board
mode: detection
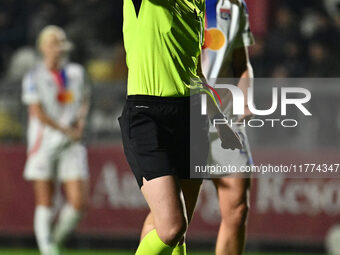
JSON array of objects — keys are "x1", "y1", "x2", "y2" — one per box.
[
  {"x1": 246, "y1": 0, "x2": 269, "y2": 36},
  {"x1": 0, "y1": 145, "x2": 339, "y2": 244}
]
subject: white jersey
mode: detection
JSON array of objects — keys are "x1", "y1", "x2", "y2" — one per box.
[
  {"x1": 22, "y1": 62, "x2": 90, "y2": 156},
  {"x1": 204, "y1": 0, "x2": 255, "y2": 79},
  {"x1": 204, "y1": 0, "x2": 255, "y2": 172}
]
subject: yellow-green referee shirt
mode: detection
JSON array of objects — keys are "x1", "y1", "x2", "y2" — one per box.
[{"x1": 123, "y1": 0, "x2": 205, "y2": 97}]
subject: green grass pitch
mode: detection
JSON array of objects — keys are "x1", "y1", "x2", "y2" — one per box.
[{"x1": 0, "y1": 250, "x2": 323, "y2": 255}]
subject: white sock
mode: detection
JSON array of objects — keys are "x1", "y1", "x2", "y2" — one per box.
[
  {"x1": 53, "y1": 204, "x2": 82, "y2": 246},
  {"x1": 34, "y1": 206, "x2": 53, "y2": 255}
]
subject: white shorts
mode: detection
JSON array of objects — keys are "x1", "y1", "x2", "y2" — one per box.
[
  {"x1": 23, "y1": 142, "x2": 89, "y2": 181},
  {"x1": 209, "y1": 125, "x2": 253, "y2": 177}
]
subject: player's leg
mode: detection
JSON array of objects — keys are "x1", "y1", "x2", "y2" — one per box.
[
  {"x1": 52, "y1": 179, "x2": 88, "y2": 248},
  {"x1": 52, "y1": 143, "x2": 89, "y2": 251},
  {"x1": 213, "y1": 177, "x2": 251, "y2": 255},
  {"x1": 33, "y1": 180, "x2": 55, "y2": 255},
  {"x1": 136, "y1": 176, "x2": 187, "y2": 255}
]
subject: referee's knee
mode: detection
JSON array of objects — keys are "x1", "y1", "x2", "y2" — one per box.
[{"x1": 157, "y1": 214, "x2": 188, "y2": 246}]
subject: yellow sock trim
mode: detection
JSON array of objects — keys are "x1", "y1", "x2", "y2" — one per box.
[
  {"x1": 172, "y1": 243, "x2": 186, "y2": 255},
  {"x1": 136, "y1": 229, "x2": 174, "y2": 255}
]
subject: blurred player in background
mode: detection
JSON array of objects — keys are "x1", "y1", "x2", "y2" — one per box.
[
  {"x1": 22, "y1": 26, "x2": 90, "y2": 255},
  {"x1": 120, "y1": 0, "x2": 242, "y2": 254},
  {"x1": 202, "y1": 0, "x2": 255, "y2": 254}
]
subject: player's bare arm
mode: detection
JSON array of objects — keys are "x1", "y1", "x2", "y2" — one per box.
[
  {"x1": 29, "y1": 103, "x2": 66, "y2": 133},
  {"x1": 29, "y1": 103, "x2": 81, "y2": 141},
  {"x1": 198, "y1": 56, "x2": 242, "y2": 150},
  {"x1": 232, "y1": 46, "x2": 254, "y2": 122},
  {"x1": 213, "y1": 46, "x2": 253, "y2": 122}
]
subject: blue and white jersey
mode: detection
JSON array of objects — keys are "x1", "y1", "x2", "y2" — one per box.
[{"x1": 203, "y1": 0, "x2": 255, "y2": 79}]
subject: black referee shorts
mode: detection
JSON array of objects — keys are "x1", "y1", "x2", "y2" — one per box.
[{"x1": 118, "y1": 95, "x2": 209, "y2": 188}]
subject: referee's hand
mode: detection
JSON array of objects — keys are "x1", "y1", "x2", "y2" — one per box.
[{"x1": 215, "y1": 122, "x2": 243, "y2": 150}]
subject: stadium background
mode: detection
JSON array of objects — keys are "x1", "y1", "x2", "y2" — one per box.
[{"x1": 0, "y1": 0, "x2": 340, "y2": 254}]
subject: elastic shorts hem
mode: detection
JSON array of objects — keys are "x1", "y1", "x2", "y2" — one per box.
[
  {"x1": 137, "y1": 171, "x2": 192, "y2": 188},
  {"x1": 139, "y1": 171, "x2": 175, "y2": 188}
]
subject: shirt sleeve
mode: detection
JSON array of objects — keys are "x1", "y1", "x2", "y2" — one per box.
[
  {"x1": 22, "y1": 71, "x2": 40, "y2": 105},
  {"x1": 233, "y1": 1, "x2": 255, "y2": 49}
]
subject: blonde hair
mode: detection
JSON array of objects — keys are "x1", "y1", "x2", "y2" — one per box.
[{"x1": 37, "y1": 25, "x2": 73, "y2": 51}]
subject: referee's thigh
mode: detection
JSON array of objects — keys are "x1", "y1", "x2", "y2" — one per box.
[{"x1": 141, "y1": 175, "x2": 187, "y2": 246}]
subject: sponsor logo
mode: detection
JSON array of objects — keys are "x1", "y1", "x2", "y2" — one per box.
[
  {"x1": 220, "y1": 8, "x2": 231, "y2": 20},
  {"x1": 203, "y1": 28, "x2": 226, "y2": 51}
]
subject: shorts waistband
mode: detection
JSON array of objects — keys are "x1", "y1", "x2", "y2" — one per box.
[{"x1": 127, "y1": 95, "x2": 192, "y2": 103}]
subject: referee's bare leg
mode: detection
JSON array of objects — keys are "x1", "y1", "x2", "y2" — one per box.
[{"x1": 140, "y1": 178, "x2": 202, "y2": 244}]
